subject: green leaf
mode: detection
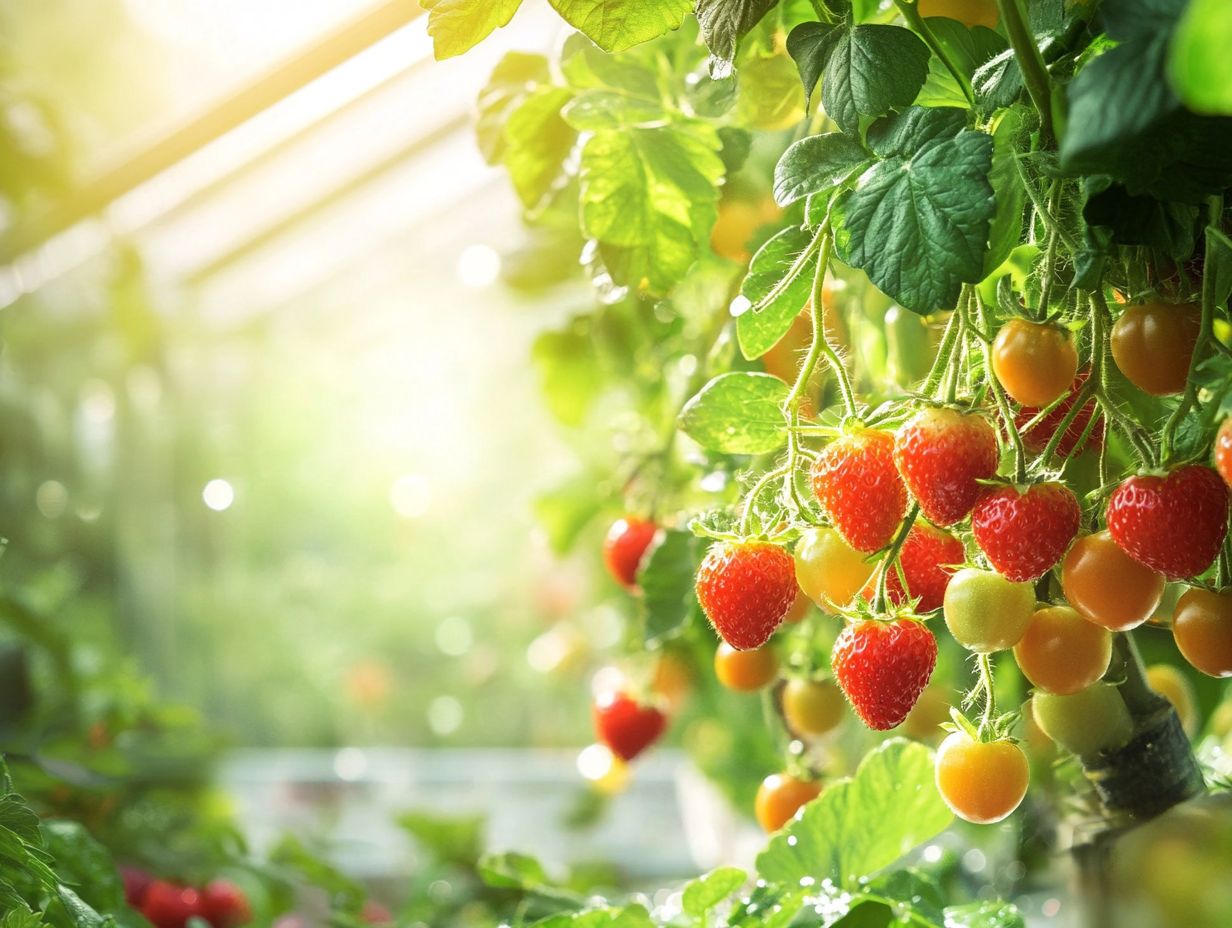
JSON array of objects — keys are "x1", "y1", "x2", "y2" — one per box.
[
  {"x1": 559, "y1": 34, "x2": 661, "y2": 97},
  {"x1": 399, "y1": 811, "x2": 485, "y2": 868},
  {"x1": 788, "y1": 23, "x2": 930, "y2": 134},
  {"x1": 835, "y1": 107, "x2": 994, "y2": 313},
  {"x1": 547, "y1": 0, "x2": 693, "y2": 52},
  {"x1": 943, "y1": 901, "x2": 1025, "y2": 928},
  {"x1": 638, "y1": 529, "x2": 701, "y2": 644},
  {"x1": 1, "y1": 909, "x2": 44, "y2": 928},
  {"x1": 915, "y1": 19, "x2": 1005, "y2": 110},
  {"x1": 679, "y1": 372, "x2": 790, "y2": 455},
  {"x1": 534, "y1": 475, "x2": 604, "y2": 556},
  {"x1": 1208, "y1": 227, "x2": 1232, "y2": 310},
  {"x1": 1082, "y1": 180, "x2": 1198, "y2": 259},
  {"x1": 973, "y1": 49, "x2": 1021, "y2": 115},
  {"x1": 421, "y1": 0, "x2": 523, "y2": 59},
  {"x1": 736, "y1": 225, "x2": 815, "y2": 359},
  {"x1": 1170, "y1": 0, "x2": 1232, "y2": 114},
  {"x1": 681, "y1": 866, "x2": 746, "y2": 920},
  {"x1": 756, "y1": 739, "x2": 953, "y2": 890},
  {"x1": 505, "y1": 87, "x2": 578, "y2": 211},
  {"x1": 773, "y1": 133, "x2": 871, "y2": 206},
  {"x1": 479, "y1": 851, "x2": 551, "y2": 890},
  {"x1": 533, "y1": 317, "x2": 605, "y2": 428},
  {"x1": 41, "y1": 822, "x2": 125, "y2": 913},
  {"x1": 983, "y1": 108, "x2": 1027, "y2": 276},
  {"x1": 52, "y1": 886, "x2": 113, "y2": 928},
  {"x1": 562, "y1": 91, "x2": 668, "y2": 130},
  {"x1": 697, "y1": 0, "x2": 779, "y2": 77},
  {"x1": 476, "y1": 53, "x2": 552, "y2": 164}
]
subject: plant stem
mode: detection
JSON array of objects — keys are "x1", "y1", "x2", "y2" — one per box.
[
  {"x1": 922, "y1": 306, "x2": 962, "y2": 398},
  {"x1": 873, "y1": 505, "x2": 919, "y2": 613},
  {"x1": 995, "y1": 0, "x2": 1054, "y2": 145},
  {"x1": 976, "y1": 653, "x2": 997, "y2": 738},
  {"x1": 893, "y1": 0, "x2": 974, "y2": 106},
  {"x1": 1111, "y1": 631, "x2": 1159, "y2": 719},
  {"x1": 973, "y1": 287, "x2": 1028, "y2": 482},
  {"x1": 739, "y1": 465, "x2": 789, "y2": 535}
]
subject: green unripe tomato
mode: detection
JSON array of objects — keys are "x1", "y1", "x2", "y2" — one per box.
[
  {"x1": 1031, "y1": 682, "x2": 1134, "y2": 758},
  {"x1": 942, "y1": 567, "x2": 1035, "y2": 652}
]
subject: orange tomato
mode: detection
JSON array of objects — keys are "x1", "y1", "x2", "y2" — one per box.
[
  {"x1": 1173, "y1": 588, "x2": 1232, "y2": 678},
  {"x1": 1013, "y1": 605, "x2": 1112, "y2": 695},
  {"x1": 991, "y1": 319, "x2": 1079, "y2": 407},
  {"x1": 1110, "y1": 302, "x2": 1201, "y2": 396},
  {"x1": 1061, "y1": 531, "x2": 1165, "y2": 631},
  {"x1": 755, "y1": 773, "x2": 822, "y2": 831},
  {"x1": 782, "y1": 678, "x2": 845, "y2": 736},
  {"x1": 714, "y1": 641, "x2": 778, "y2": 691},
  {"x1": 935, "y1": 732, "x2": 1029, "y2": 824}
]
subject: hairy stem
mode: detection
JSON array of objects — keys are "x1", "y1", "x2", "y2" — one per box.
[{"x1": 996, "y1": 0, "x2": 1054, "y2": 145}]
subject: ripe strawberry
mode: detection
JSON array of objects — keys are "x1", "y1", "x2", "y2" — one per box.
[
  {"x1": 592, "y1": 690, "x2": 667, "y2": 762},
  {"x1": 201, "y1": 880, "x2": 252, "y2": 928},
  {"x1": 812, "y1": 428, "x2": 907, "y2": 552},
  {"x1": 141, "y1": 882, "x2": 203, "y2": 928},
  {"x1": 894, "y1": 408, "x2": 999, "y2": 526},
  {"x1": 1216, "y1": 418, "x2": 1232, "y2": 489},
  {"x1": 1016, "y1": 370, "x2": 1103, "y2": 456},
  {"x1": 603, "y1": 517, "x2": 658, "y2": 589},
  {"x1": 862, "y1": 523, "x2": 965, "y2": 612},
  {"x1": 972, "y1": 482, "x2": 1080, "y2": 582},
  {"x1": 695, "y1": 541, "x2": 796, "y2": 649},
  {"x1": 831, "y1": 618, "x2": 937, "y2": 730},
  {"x1": 1106, "y1": 465, "x2": 1229, "y2": 580}
]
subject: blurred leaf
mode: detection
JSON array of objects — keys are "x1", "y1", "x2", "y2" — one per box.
[
  {"x1": 548, "y1": 0, "x2": 693, "y2": 52},
  {"x1": 399, "y1": 810, "x2": 485, "y2": 868},
  {"x1": 679, "y1": 372, "x2": 790, "y2": 454},
  {"x1": 41, "y1": 822, "x2": 125, "y2": 913},
  {"x1": 1169, "y1": 0, "x2": 1232, "y2": 115},
  {"x1": 269, "y1": 837, "x2": 364, "y2": 914},
  {"x1": 697, "y1": 0, "x2": 777, "y2": 77},
  {"x1": 681, "y1": 866, "x2": 746, "y2": 920},
  {"x1": 943, "y1": 901, "x2": 1025, "y2": 928},
  {"x1": 726, "y1": 883, "x2": 805, "y2": 928},
  {"x1": 773, "y1": 133, "x2": 870, "y2": 207},
  {"x1": 477, "y1": 53, "x2": 553, "y2": 164},
  {"x1": 533, "y1": 318, "x2": 605, "y2": 427},
  {"x1": 0, "y1": 908, "x2": 44, "y2": 928},
  {"x1": 736, "y1": 225, "x2": 815, "y2": 359},
  {"x1": 534, "y1": 475, "x2": 605, "y2": 556},
  {"x1": 52, "y1": 886, "x2": 113, "y2": 928},
  {"x1": 506, "y1": 87, "x2": 578, "y2": 211},
  {"x1": 983, "y1": 107, "x2": 1027, "y2": 277},
  {"x1": 638, "y1": 529, "x2": 701, "y2": 644},
  {"x1": 421, "y1": 0, "x2": 523, "y2": 60},
  {"x1": 479, "y1": 851, "x2": 550, "y2": 889},
  {"x1": 562, "y1": 91, "x2": 669, "y2": 130}
]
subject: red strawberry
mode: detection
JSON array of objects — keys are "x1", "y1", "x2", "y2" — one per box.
[
  {"x1": 121, "y1": 866, "x2": 154, "y2": 909},
  {"x1": 592, "y1": 690, "x2": 667, "y2": 761},
  {"x1": 812, "y1": 428, "x2": 907, "y2": 551},
  {"x1": 695, "y1": 541, "x2": 796, "y2": 649},
  {"x1": 361, "y1": 902, "x2": 394, "y2": 926},
  {"x1": 1106, "y1": 465, "x2": 1229, "y2": 580},
  {"x1": 603, "y1": 517, "x2": 658, "y2": 589},
  {"x1": 972, "y1": 482, "x2": 1080, "y2": 581},
  {"x1": 862, "y1": 523, "x2": 965, "y2": 612},
  {"x1": 141, "y1": 882, "x2": 203, "y2": 928},
  {"x1": 831, "y1": 618, "x2": 937, "y2": 730},
  {"x1": 1216, "y1": 419, "x2": 1232, "y2": 489},
  {"x1": 894, "y1": 408, "x2": 999, "y2": 526},
  {"x1": 1016, "y1": 370, "x2": 1103, "y2": 456},
  {"x1": 201, "y1": 880, "x2": 252, "y2": 928}
]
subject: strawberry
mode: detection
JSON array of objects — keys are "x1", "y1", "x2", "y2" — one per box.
[
  {"x1": 862, "y1": 523, "x2": 965, "y2": 612},
  {"x1": 1106, "y1": 464, "x2": 1229, "y2": 580},
  {"x1": 603, "y1": 517, "x2": 658, "y2": 589},
  {"x1": 592, "y1": 690, "x2": 667, "y2": 761},
  {"x1": 1016, "y1": 370, "x2": 1103, "y2": 456},
  {"x1": 695, "y1": 541, "x2": 796, "y2": 649},
  {"x1": 141, "y1": 882, "x2": 203, "y2": 928},
  {"x1": 972, "y1": 482, "x2": 1080, "y2": 582},
  {"x1": 121, "y1": 866, "x2": 154, "y2": 909},
  {"x1": 893, "y1": 408, "x2": 999, "y2": 526},
  {"x1": 831, "y1": 618, "x2": 937, "y2": 730},
  {"x1": 812, "y1": 427, "x2": 907, "y2": 552},
  {"x1": 1216, "y1": 418, "x2": 1232, "y2": 489},
  {"x1": 201, "y1": 880, "x2": 252, "y2": 928}
]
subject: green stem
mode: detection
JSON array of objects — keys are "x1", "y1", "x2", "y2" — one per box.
[
  {"x1": 873, "y1": 505, "x2": 920, "y2": 613},
  {"x1": 1014, "y1": 156, "x2": 1079, "y2": 252},
  {"x1": 974, "y1": 287, "x2": 1028, "y2": 482},
  {"x1": 922, "y1": 306, "x2": 962, "y2": 397},
  {"x1": 739, "y1": 465, "x2": 789, "y2": 535},
  {"x1": 1036, "y1": 183, "x2": 1063, "y2": 316},
  {"x1": 977, "y1": 653, "x2": 997, "y2": 738},
  {"x1": 1111, "y1": 631, "x2": 1159, "y2": 719},
  {"x1": 749, "y1": 229, "x2": 824, "y2": 316},
  {"x1": 894, "y1": 0, "x2": 974, "y2": 106},
  {"x1": 995, "y1": 0, "x2": 1054, "y2": 146}
]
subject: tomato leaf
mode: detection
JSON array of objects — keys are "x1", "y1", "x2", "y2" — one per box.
[
  {"x1": 735, "y1": 226, "x2": 816, "y2": 359},
  {"x1": 983, "y1": 107, "x2": 1028, "y2": 277},
  {"x1": 1170, "y1": 0, "x2": 1232, "y2": 115},
  {"x1": 504, "y1": 87, "x2": 578, "y2": 211},
  {"x1": 421, "y1": 0, "x2": 523, "y2": 60},
  {"x1": 547, "y1": 0, "x2": 693, "y2": 52},
  {"x1": 638, "y1": 529, "x2": 702, "y2": 644},
  {"x1": 773, "y1": 133, "x2": 871, "y2": 207},
  {"x1": 476, "y1": 53, "x2": 554, "y2": 164},
  {"x1": 943, "y1": 900, "x2": 1026, "y2": 928},
  {"x1": 681, "y1": 866, "x2": 747, "y2": 920},
  {"x1": 679, "y1": 372, "x2": 790, "y2": 455},
  {"x1": 696, "y1": 0, "x2": 779, "y2": 78},
  {"x1": 1082, "y1": 180, "x2": 1199, "y2": 259}
]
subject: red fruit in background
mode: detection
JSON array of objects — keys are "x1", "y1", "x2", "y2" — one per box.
[
  {"x1": 361, "y1": 901, "x2": 394, "y2": 925},
  {"x1": 141, "y1": 882, "x2": 203, "y2": 928},
  {"x1": 1216, "y1": 419, "x2": 1232, "y2": 489},
  {"x1": 812, "y1": 428, "x2": 907, "y2": 552},
  {"x1": 972, "y1": 482, "x2": 1080, "y2": 582},
  {"x1": 695, "y1": 541, "x2": 796, "y2": 649},
  {"x1": 201, "y1": 880, "x2": 252, "y2": 928},
  {"x1": 592, "y1": 691, "x2": 667, "y2": 762},
  {"x1": 831, "y1": 618, "x2": 937, "y2": 730},
  {"x1": 121, "y1": 866, "x2": 154, "y2": 908},
  {"x1": 603, "y1": 517, "x2": 658, "y2": 589},
  {"x1": 1106, "y1": 465, "x2": 1229, "y2": 580},
  {"x1": 1016, "y1": 371, "x2": 1103, "y2": 456},
  {"x1": 862, "y1": 523, "x2": 964, "y2": 613},
  {"x1": 894, "y1": 408, "x2": 998, "y2": 526}
]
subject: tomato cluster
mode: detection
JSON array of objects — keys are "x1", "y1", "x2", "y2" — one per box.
[{"x1": 123, "y1": 870, "x2": 251, "y2": 928}]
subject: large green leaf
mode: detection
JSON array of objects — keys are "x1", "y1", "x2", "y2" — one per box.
[
  {"x1": 983, "y1": 107, "x2": 1027, "y2": 276},
  {"x1": 505, "y1": 86, "x2": 577, "y2": 211},
  {"x1": 638, "y1": 529, "x2": 701, "y2": 644},
  {"x1": 773, "y1": 133, "x2": 871, "y2": 206},
  {"x1": 682, "y1": 867, "x2": 747, "y2": 921},
  {"x1": 476, "y1": 53, "x2": 553, "y2": 164},
  {"x1": 696, "y1": 0, "x2": 778, "y2": 76},
  {"x1": 548, "y1": 0, "x2": 693, "y2": 52},
  {"x1": 756, "y1": 739, "x2": 953, "y2": 890},
  {"x1": 736, "y1": 225, "x2": 816, "y2": 359},
  {"x1": 679, "y1": 372, "x2": 790, "y2": 455},
  {"x1": 834, "y1": 107, "x2": 994, "y2": 313},
  {"x1": 421, "y1": 0, "x2": 523, "y2": 59},
  {"x1": 1169, "y1": 0, "x2": 1232, "y2": 115},
  {"x1": 943, "y1": 901, "x2": 1026, "y2": 928}
]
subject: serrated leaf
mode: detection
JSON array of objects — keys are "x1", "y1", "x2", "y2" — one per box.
[
  {"x1": 638, "y1": 529, "x2": 701, "y2": 644},
  {"x1": 973, "y1": 48, "x2": 1021, "y2": 114},
  {"x1": 562, "y1": 90, "x2": 668, "y2": 130},
  {"x1": 476, "y1": 53, "x2": 553, "y2": 164},
  {"x1": 736, "y1": 225, "x2": 815, "y2": 359},
  {"x1": 1170, "y1": 0, "x2": 1232, "y2": 115},
  {"x1": 559, "y1": 34, "x2": 661, "y2": 96},
  {"x1": 421, "y1": 0, "x2": 523, "y2": 59},
  {"x1": 697, "y1": 0, "x2": 779, "y2": 77},
  {"x1": 756, "y1": 739, "x2": 953, "y2": 890},
  {"x1": 680, "y1": 373, "x2": 789, "y2": 455},
  {"x1": 505, "y1": 86, "x2": 577, "y2": 211},
  {"x1": 681, "y1": 866, "x2": 746, "y2": 919},
  {"x1": 835, "y1": 108, "x2": 994, "y2": 313},
  {"x1": 943, "y1": 900, "x2": 1025, "y2": 928},
  {"x1": 548, "y1": 0, "x2": 693, "y2": 52},
  {"x1": 53, "y1": 886, "x2": 112, "y2": 928},
  {"x1": 773, "y1": 133, "x2": 871, "y2": 206},
  {"x1": 983, "y1": 108, "x2": 1027, "y2": 276}
]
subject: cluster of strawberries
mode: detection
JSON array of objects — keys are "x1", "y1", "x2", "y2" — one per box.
[{"x1": 123, "y1": 868, "x2": 251, "y2": 928}]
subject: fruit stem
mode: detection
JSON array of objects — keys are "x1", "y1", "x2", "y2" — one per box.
[
  {"x1": 1039, "y1": 378, "x2": 1095, "y2": 468},
  {"x1": 1035, "y1": 182, "x2": 1063, "y2": 317},
  {"x1": 873, "y1": 504, "x2": 919, "y2": 613},
  {"x1": 973, "y1": 286, "x2": 1029, "y2": 482},
  {"x1": 893, "y1": 0, "x2": 974, "y2": 106},
  {"x1": 739, "y1": 465, "x2": 789, "y2": 535},
  {"x1": 922, "y1": 304, "x2": 962, "y2": 398},
  {"x1": 995, "y1": 0, "x2": 1054, "y2": 146},
  {"x1": 976, "y1": 652, "x2": 997, "y2": 738},
  {"x1": 1110, "y1": 631, "x2": 1159, "y2": 720},
  {"x1": 1013, "y1": 156, "x2": 1079, "y2": 253}
]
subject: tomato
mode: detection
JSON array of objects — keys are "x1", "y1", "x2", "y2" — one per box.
[
  {"x1": 900, "y1": 685, "x2": 951, "y2": 742},
  {"x1": 1012, "y1": 605, "x2": 1112, "y2": 695},
  {"x1": 1145, "y1": 663, "x2": 1199, "y2": 735},
  {"x1": 711, "y1": 196, "x2": 783, "y2": 263},
  {"x1": 1173, "y1": 588, "x2": 1232, "y2": 678},
  {"x1": 592, "y1": 691, "x2": 667, "y2": 761},
  {"x1": 1061, "y1": 531, "x2": 1165, "y2": 631},
  {"x1": 142, "y1": 883, "x2": 203, "y2": 928},
  {"x1": 934, "y1": 732, "x2": 1029, "y2": 824},
  {"x1": 651, "y1": 651, "x2": 692, "y2": 711},
  {"x1": 1031, "y1": 682, "x2": 1134, "y2": 758},
  {"x1": 918, "y1": 0, "x2": 1000, "y2": 29},
  {"x1": 714, "y1": 641, "x2": 778, "y2": 691},
  {"x1": 1216, "y1": 417, "x2": 1232, "y2": 489},
  {"x1": 1110, "y1": 301, "x2": 1201, "y2": 396},
  {"x1": 201, "y1": 880, "x2": 252, "y2": 928},
  {"x1": 755, "y1": 772, "x2": 822, "y2": 832},
  {"x1": 782, "y1": 678, "x2": 846, "y2": 736},
  {"x1": 942, "y1": 567, "x2": 1035, "y2": 652},
  {"x1": 793, "y1": 527, "x2": 874, "y2": 612},
  {"x1": 991, "y1": 319, "x2": 1079, "y2": 408}
]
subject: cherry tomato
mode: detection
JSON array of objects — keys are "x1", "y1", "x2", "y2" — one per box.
[
  {"x1": 1217, "y1": 418, "x2": 1232, "y2": 489},
  {"x1": 934, "y1": 732, "x2": 1028, "y2": 824},
  {"x1": 1146, "y1": 663, "x2": 1199, "y2": 734},
  {"x1": 755, "y1": 772, "x2": 822, "y2": 832},
  {"x1": 1013, "y1": 605, "x2": 1112, "y2": 695},
  {"x1": 782, "y1": 678, "x2": 845, "y2": 736},
  {"x1": 1031, "y1": 682, "x2": 1134, "y2": 758},
  {"x1": 1110, "y1": 301, "x2": 1201, "y2": 396},
  {"x1": 943, "y1": 567, "x2": 1035, "y2": 652},
  {"x1": 201, "y1": 880, "x2": 252, "y2": 928},
  {"x1": 782, "y1": 589, "x2": 813, "y2": 624},
  {"x1": 794, "y1": 527, "x2": 874, "y2": 612},
  {"x1": 1061, "y1": 531, "x2": 1165, "y2": 631},
  {"x1": 991, "y1": 319, "x2": 1079, "y2": 408},
  {"x1": 714, "y1": 641, "x2": 778, "y2": 691},
  {"x1": 651, "y1": 651, "x2": 692, "y2": 711},
  {"x1": 1173, "y1": 588, "x2": 1232, "y2": 678},
  {"x1": 901, "y1": 685, "x2": 952, "y2": 742},
  {"x1": 918, "y1": 0, "x2": 999, "y2": 29},
  {"x1": 602, "y1": 517, "x2": 658, "y2": 589},
  {"x1": 592, "y1": 691, "x2": 667, "y2": 761},
  {"x1": 141, "y1": 882, "x2": 203, "y2": 928}
]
